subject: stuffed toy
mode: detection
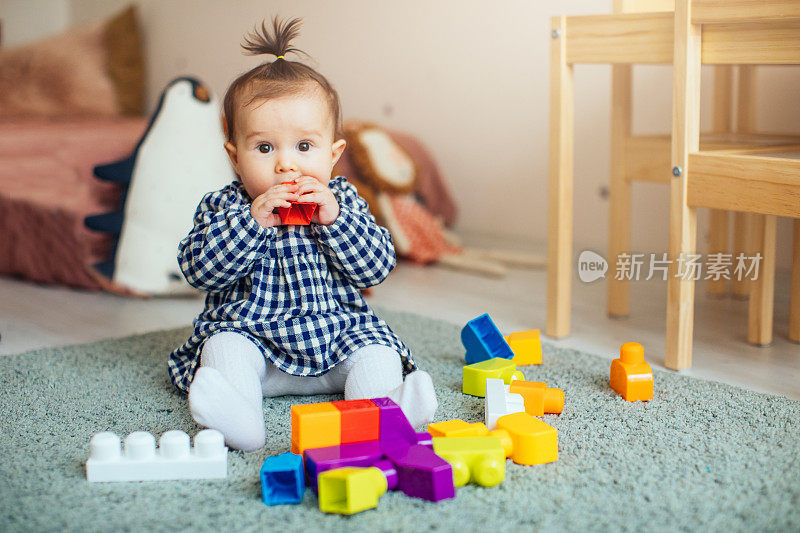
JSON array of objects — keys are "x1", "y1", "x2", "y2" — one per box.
[
  {"x1": 339, "y1": 121, "x2": 460, "y2": 264},
  {"x1": 338, "y1": 121, "x2": 544, "y2": 276},
  {"x1": 85, "y1": 77, "x2": 235, "y2": 295}
]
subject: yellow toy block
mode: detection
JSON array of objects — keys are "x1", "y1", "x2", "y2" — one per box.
[
  {"x1": 610, "y1": 342, "x2": 653, "y2": 402},
  {"x1": 427, "y1": 419, "x2": 488, "y2": 438},
  {"x1": 488, "y1": 429, "x2": 514, "y2": 458},
  {"x1": 496, "y1": 412, "x2": 557, "y2": 465},
  {"x1": 508, "y1": 380, "x2": 565, "y2": 416},
  {"x1": 318, "y1": 467, "x2": 387, "y2": 515},
  {"x1": 290, "y1": 402, "x2": 341, "y2": 454},
  {"x1": 505, "y1": 330, "x2": 542, "y2": 365},
  {"x1": 462, "y1": 358, "x2": 525, "y2": 397},
  {"x1": 432, "y1": 437, "x2": 505, "y2": 487}
]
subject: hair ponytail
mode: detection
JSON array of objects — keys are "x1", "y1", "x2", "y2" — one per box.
[
  {"x1": 241, "y1": 16, "x2": 304, "y2": 60},
  {"x1": 223, "y1": 16, "x2": 342, "y2": 142}
]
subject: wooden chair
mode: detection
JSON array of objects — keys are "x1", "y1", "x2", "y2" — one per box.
[
  {"x1": 608, "y1": 3, "x2": 764, "y2": 317},
  {"x1": 546, "y1": 0, "x2": 799, "y2": 354},
  {"x1": 667, "y1": 0, "x2": 800, "y2": 368}
]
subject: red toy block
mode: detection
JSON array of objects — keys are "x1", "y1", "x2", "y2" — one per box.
[
  {"x1": 332, "y1": 399, "x2": 380, "y2": 444},
  {"x1": 277, "y1": 202, "x2": 318, "y2": 225},
  {"x1": 277, "y1": 181, "x2": 318, "y2": 225}
]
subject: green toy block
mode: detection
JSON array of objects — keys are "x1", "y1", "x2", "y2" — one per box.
[
  {"x1": 462, "y1": 358, "x2": 524, "y2": 397},
  {"x1": 317, "y1": 467, "x2": 387, "y2": 515},
  {"x1": 432, "y1": 436, "x2": 505, "y2": 487}
]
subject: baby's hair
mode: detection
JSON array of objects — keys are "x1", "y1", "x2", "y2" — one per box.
[{"x1": 223, "y1": 16, "x2": 342, "y2": 142}]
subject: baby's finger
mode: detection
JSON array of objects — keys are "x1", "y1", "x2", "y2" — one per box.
[
  {"x1": 294, "y1": 191, "x2": 329, "y2": 206},
  {"x1": 272, "y1": 182, "x2": 299, "y2": 194},
  {"x1": 266, "y1": 189, "x2": 300, "y2": 203},
  {"x1": 295, "y1": 182, "x2": 324, "y2": 197},
  {"x1": 294, "y1": 176, "x2": 320, "y2": 188}
]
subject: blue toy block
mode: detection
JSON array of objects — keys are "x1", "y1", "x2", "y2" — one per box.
[
  {"x1": 260, "y1": 452, "x2": 305, "y2": 505},
  {"x1": 461, "y1": 314, "x2": 514, "y2": 364}
]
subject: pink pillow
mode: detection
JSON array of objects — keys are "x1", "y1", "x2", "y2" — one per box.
[{"x1": 0, "y1": 22, "x2": 121, "y2": 118}]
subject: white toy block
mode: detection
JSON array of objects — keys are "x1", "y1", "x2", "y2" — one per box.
[
  {"x1": 86, "y1": 429, "x2": 227, "y2": 482},
  {"x1": 484, "y1": 378, "x2": 525, "y2": 430}
]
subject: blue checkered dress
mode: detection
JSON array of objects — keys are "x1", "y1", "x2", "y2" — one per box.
[{"x1": 168, "y1": 176, "x2": 416, "y2": 394}]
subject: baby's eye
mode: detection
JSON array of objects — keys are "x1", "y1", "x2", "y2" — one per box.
[
  {"x1": 297, "y1": 141, "x2": 311, "y2": 152},
  {"x1": 257, "y1": 143, "x2": 272, "y2": 154}
]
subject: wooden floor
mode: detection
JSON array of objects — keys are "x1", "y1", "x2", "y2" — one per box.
[{"x1": 1, "y1": 255, "x2": 797, "y2": 400}]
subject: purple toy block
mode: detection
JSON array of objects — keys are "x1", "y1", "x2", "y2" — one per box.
[
  {"x1": 384, "y1": 443, "x2": 455, "y2": 502},
  {"x1": 303, "y1": 441, "x2": 383, "y2": 492},
  {"x1": 416, "y1": 431, "x2": 433, "y2": 447},
  {"x1": 373, "y1": 459, "x2": 398, "y2": 490},
  {"x1": 372, "y1": 397, "x2": 418, "y2": 446}
]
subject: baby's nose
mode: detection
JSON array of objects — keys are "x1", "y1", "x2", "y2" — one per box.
[{"x1": 275, "y1": 152, "x2": 297, "y2": 173}]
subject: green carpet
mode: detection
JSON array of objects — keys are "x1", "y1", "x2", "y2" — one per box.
[{"x1": 1, "y1": 308, "x2": 799, "y2": 532}]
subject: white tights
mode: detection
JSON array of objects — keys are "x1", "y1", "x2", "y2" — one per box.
[{"x1": 187, "y1": 331, "x2": 438, "y2": 451}]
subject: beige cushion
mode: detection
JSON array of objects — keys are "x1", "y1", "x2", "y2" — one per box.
[{"x1": 0, "y1": 5, "x2": 144, "y2": 118}]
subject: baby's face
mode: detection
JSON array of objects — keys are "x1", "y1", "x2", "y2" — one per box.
[{"x1": 225, "y1": 91, "x2": 345, "y2": 199}]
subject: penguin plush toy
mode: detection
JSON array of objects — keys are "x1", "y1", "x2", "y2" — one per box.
[{"x1": 85, "y1": 77, "x2": 235, "y2": 295}]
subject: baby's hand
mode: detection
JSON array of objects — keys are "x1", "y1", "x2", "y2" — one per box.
[
  {"x1": 294, "y1": 176, "x2": 340, "y2": 226},
  {"x1": 250, "y1": 182, "x2": 300, "y2": 228}
]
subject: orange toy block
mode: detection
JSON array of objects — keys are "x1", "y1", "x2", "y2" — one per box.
[
  {"x1": 488, "y1": 429, "x2": 514, "y2": 458},
  {"x1": 427, "y1": 420, "x2": 489, "y2": 438},
  {"x1": 291, "y1": 402, "x2": 341, "y2": 454},
  {"x1": 495, "y1": 412, "x2": 558, "y2": 465},
  {"x1": 504, "y1": 330, "x2": 542, "y2": 365},
  {"x1": 508, "y1": 380, "x2": 565, "y2": 416},
  {"x1": 332, "y1": 399, "x2": 380, "y2": 444},
  {"x1": 610, "y1": 342, "x2": 653, "y2": 402}
]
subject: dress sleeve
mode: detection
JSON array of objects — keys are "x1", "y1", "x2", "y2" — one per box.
[
  {"x1": 178, "y1": 185, "x2": 276, "y2": 292},
  {"x1": 311, "y1": 178, "x2": 396, "y2": 289}
]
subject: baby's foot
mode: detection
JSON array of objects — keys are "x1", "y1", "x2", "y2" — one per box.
[
  {"x1": 188, "y1": 367, "x2": 266, "y2": 451},
  {"x1": 388, "y1": 370, "x2": 438, "y2": 429}
]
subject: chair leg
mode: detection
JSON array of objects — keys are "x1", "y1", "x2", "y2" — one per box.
[
  {"x1": 608, "y1": 65, "x2": 632, "y2": 318},
  {"x1": 747, "y1": 214, "x2": 776, "y2": 346},
  {"x1": 731, "y1": 66, "x2": 757, "y2": 300},
  {"x1": 706, "y1": 66, "x2": 734, "y2": 297},
  {"x1": 706, "y1": 210, "x2": 730, "y2": 296},
  {"x1": 546, "y1": 16, "x2": 574, "y2": 339},
  {"x1": 666, "y1": 0, "x2": 701, "y2": 371},
  {"x1": 732, "y1": 212, "x2": 751, "y2": 298},
  {"x1": 790, "y1": 219, "x2": 800, "y2": 343}
]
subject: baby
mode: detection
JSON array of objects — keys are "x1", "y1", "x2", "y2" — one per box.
[{"x1": 168, "y1": 17, "x2": 438, "y2": 451}]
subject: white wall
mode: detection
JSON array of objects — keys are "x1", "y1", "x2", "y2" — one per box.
[
  {"x1": 0, "y1": 0, "x2": 70, "y2": 46},
  {"x1": 8, "y1": 0, "x2": 800, "y2": 269}
]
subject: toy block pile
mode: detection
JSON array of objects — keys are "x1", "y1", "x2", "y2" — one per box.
[
  {"x1": 258, "y1": 316, "x2": 654, "y2": 515},
  {"x1": 460, "y1": 315, "x2": 563, "y2": 466},
  {"x1": 83, "y1": 310, "x2": 653, "y2": 516},
  {"x1": 261, "y1": 396, "x2": 454, "y2": 514}
]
